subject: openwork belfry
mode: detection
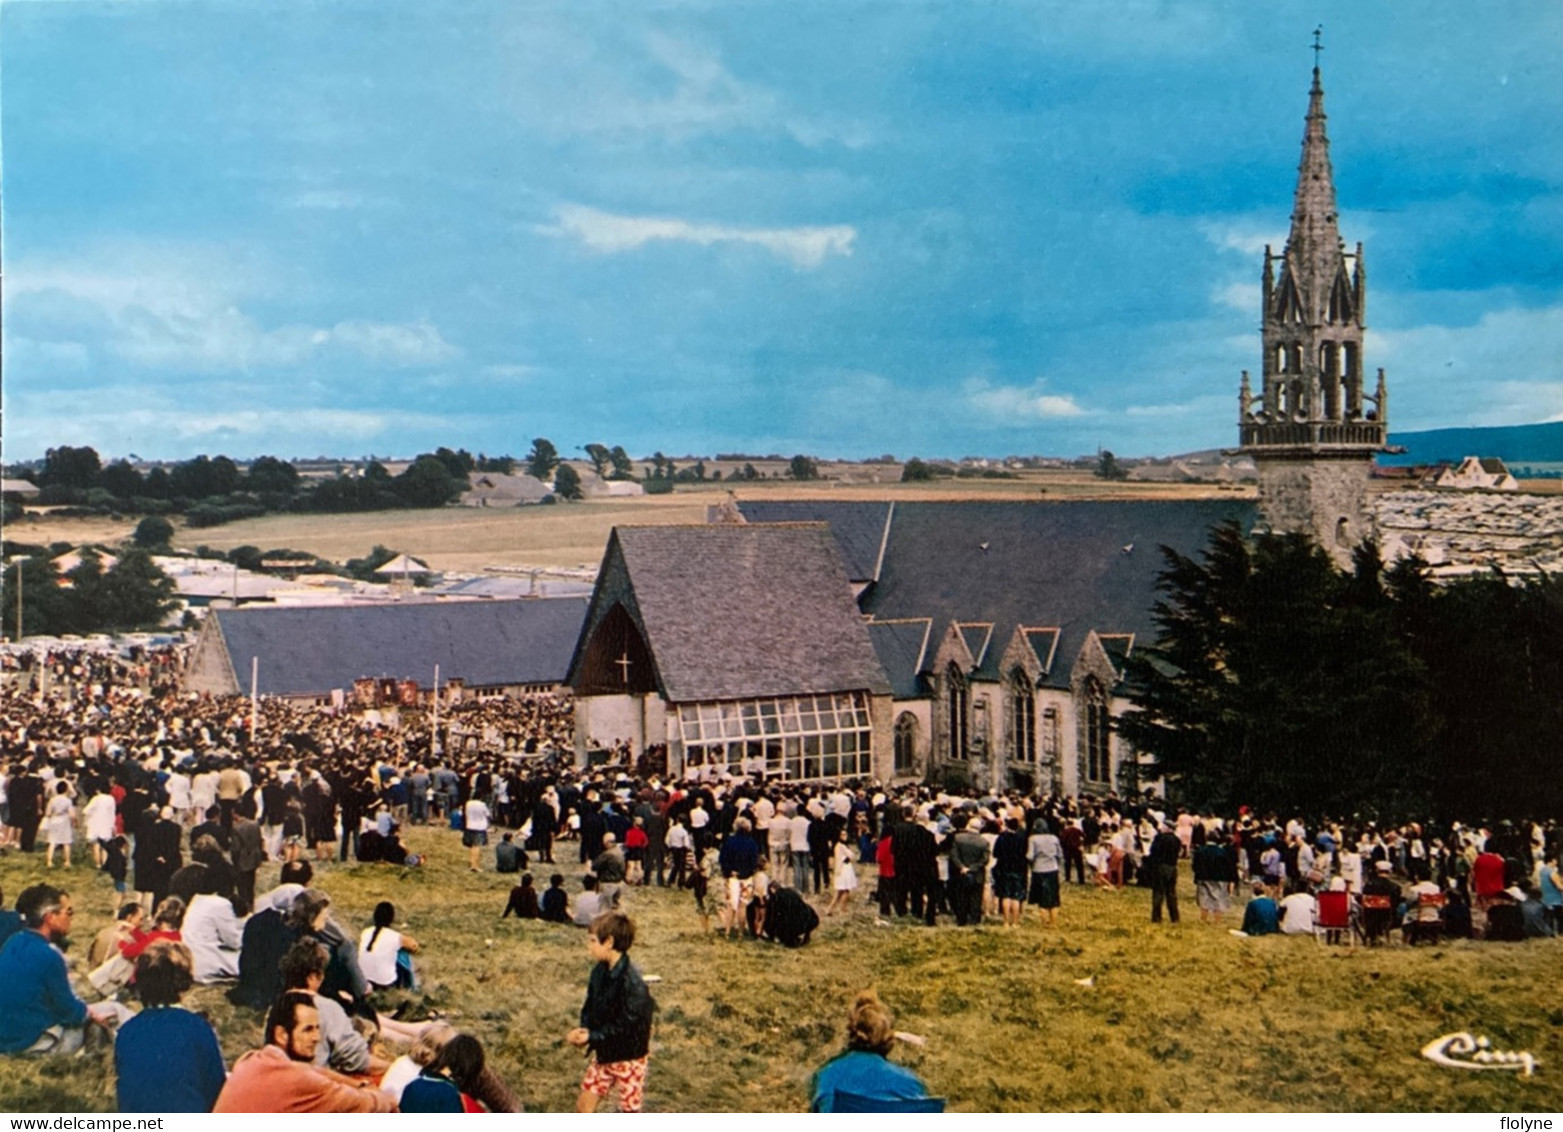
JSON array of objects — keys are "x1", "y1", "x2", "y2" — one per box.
[{"x1": 1238, "y1": 51, "x2": 1393, "y2": 563}]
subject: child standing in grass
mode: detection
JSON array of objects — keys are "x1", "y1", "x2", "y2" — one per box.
[{"x1": 566, "y1": 911, "x2": 655, "y2": 1113}]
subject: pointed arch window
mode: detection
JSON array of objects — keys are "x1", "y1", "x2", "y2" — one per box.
[
  {"x1": 894, "y1": 712, "x2": 918, "y2": 774},
  {"x1": 1010, "y1": 668, "x2": 1035, "y2": 764},
  {"x1": 946, "y1": 664, "x2": 969, "y2": 762},
  {"x1": 1084, "y1": 678, "x2": 1110, "y2": 785}
]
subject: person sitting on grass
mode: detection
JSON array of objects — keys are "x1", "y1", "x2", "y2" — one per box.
[
  {"x1": 494, "y1": 832, "x2": 525, "y2": 874},
  {"x1": 809, "y1": 990, "x2": 931, "y2": 1112},
  {"x1": 573, "y1": 874, "x2": 607, "y2": 928},
  {"x1": 281, "y1": 939, "x2": 386, "y2": 1078},
  {"x1": 503, "y1": 873, "x2": 542, "y2": 920},
  {"x1": 381, "y1": 1022, "x2": 524, "y2": 1113},
  {"x1": 540, "y1": 874, "x2": 571, "y2": 923},
  {"x1": 114, "y1": 941, "x2": 227, "y2": 1113},
  {"x1": 0, "y1": 884, "x2": 125, "y2": 1055},
  {"x1": 566, "y1": 911, "x2": 656, "y2": 1113},
  {"x1": 0, "y1": 886, "x2": 21, "y2": 952},
  {"x1": 359, "y1": 901, "x2": 420, "y2": 991},
  {"x1": 1237, "y1": 880, "x2": 1280, "y2": 936},
  {"x1": 89, "y1": 901, "x2": 144, "y2": 968},
  {"x1": 401, "y1": 1032, "x2": 489, "y2": 1113},
  {"x1": 213, "y1": 992, "x2": 397, "y2": 1112}
]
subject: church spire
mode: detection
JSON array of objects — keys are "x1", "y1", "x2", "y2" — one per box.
[
  {"x1": 1235, "y1": 38, "x2": 1392, "y2": 565},
  {"x1": 1287, "y1": 55, "x2": 1344, "y2": 312}
]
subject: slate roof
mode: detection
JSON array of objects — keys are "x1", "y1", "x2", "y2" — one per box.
[
  {"x1": 743, "y1": 499, "x2": 1256, "y2": 691},
  {"x1": 572, "y1": 524, "x2": 890, "y2": 703},
  {"x1": 736, "y1": 501, "x2": 892, "y2": 582},
  {"x1": 208, "y1": 598, "x2": 588, "y2": 696},
  {"x1": 867, "y1": 619, "x2": 933, "y2": 700}
]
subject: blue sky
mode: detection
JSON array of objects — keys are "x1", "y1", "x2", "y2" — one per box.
[{"x1": 3, "y1": 1, "x2": 1561, "y2": 462}]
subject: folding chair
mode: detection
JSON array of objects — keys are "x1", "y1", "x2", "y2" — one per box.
[
  {"x1": 1404, "y1": 891, "x2": 1446, "y2": 946},
  {"x1": 1314, "y1": 889, "x2": 1353, "y2": 947},
  {"x1": 1359, "y1": 893, "x2": 1395, "y2": 945}
]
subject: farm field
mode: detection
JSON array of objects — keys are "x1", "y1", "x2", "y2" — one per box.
[
  {"x1": 1, "y1": 827, "x2": 1557, "y2": 1113},
  {"x1": 11, "y1": 474, "x2": 1251, "y2": 574}
]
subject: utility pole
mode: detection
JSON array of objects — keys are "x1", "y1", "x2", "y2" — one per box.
[
  {"x1": 432, "y1": 663, "x2": 441, "y2": 755},
  {"x1": 250, "y1": 656, "x2": 259, "y2": 747}
]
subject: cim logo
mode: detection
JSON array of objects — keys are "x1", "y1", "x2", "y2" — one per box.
[{"x1": 1420, "y1": 1032, "x2": 1540, "y2": 1077}]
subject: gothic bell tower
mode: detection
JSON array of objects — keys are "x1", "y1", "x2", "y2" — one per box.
[{"x1": 1238, "y1": 46, "x2": 1391, "y2": 563}]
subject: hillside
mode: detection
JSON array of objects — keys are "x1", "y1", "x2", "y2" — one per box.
[{"x1": 1383, "y1": 421, "x2": 1563, "y2": 466}]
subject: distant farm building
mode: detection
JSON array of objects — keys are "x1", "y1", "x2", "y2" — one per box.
[{"x1": 460, "y1": 473, "x2": 552, "y2": 507}]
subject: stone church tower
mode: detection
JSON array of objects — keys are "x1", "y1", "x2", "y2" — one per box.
[{"x1": 1239, "y1": 58, "x2": 1390, "y2": 564}]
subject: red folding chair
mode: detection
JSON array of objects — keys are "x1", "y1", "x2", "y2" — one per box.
[{"x1": 1314, "y1": 889, "x2": 1353, "y2": 946}]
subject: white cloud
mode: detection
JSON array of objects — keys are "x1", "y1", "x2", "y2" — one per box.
[
  {"x1": 2, "y1": 381, "x2": 475, "y2": 460},
  {"x1": 1213, "y1": 280, "x2": 1258, "y2": 314},
  {"x1": 1200, "y1": 220, "x2": 1287, "y2": 258},
  {"x1": 554, "y1": 204, "x2": 856, "y2": 269},
  {"x1": 328, "y1": 319, "x2": 458, "y2": 365},
  {"x1": 964, "y1": 377, "x2": 1087, "y2": 420},
  {"x1": 1373, "y1": 303, "x2": 1563, "y2": 428},
  {"x1": 8, "y1": 252, "x2": 458, "y2": 372}
]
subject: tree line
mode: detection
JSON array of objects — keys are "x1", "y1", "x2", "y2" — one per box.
[
  {"x1": 1119, "y1": 522, "x2": 1563, "y2": 824},
  {"x1": 8, "y1": 441, "x2": 600, "y2": 528}
]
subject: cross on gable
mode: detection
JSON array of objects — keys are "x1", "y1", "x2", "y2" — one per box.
[{"x1": 615, "y1": 652, "x2": 633, "y2": 683}]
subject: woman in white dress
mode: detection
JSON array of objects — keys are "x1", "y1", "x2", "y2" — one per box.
[
  {"x1": 45, "y1": 780, "x2": 76, "y2": 868},
  {"x1": 825, "y1": 826, "x2": 858, "y2": 917},
  {"x1": 83, "y1": 788, "x2": 117, "y2": 868}
]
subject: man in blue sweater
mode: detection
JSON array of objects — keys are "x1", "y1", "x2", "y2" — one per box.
[{"x1": 0, "y1": 885, "x2": 110, "y2": 1055}]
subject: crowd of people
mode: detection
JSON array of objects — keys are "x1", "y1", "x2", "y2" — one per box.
[{"x1": 0, "y1": 648, "x2": 1559, "y2": 1111}]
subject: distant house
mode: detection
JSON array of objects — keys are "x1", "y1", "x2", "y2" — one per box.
[
  {"x1": 52, "y1": 547, "x2": 119, "y2": 576},
  {"x1": 0, "y1": 478, "x2": 40, "y2": 499},
  {"x1": 567, "y1": 524, "x2": 892, "y2": 781},
  {"x1": 373, "y1": 554, "x2": 434, "y2": 579},
  {"x1": 460, "y1": 473, "x2": 553, "y2": 507},
  {"x1": 1428, "y1": 456, "x2": 1519, "y2": 492},
  {"x1": 580, "y1": 473, "x2": 644, "y2": 499},
  {"x1": 184, "y1": 597, "x2": 588, "y2": 703}
]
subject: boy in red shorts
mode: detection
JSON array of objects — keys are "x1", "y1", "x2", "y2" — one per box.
[{"x1": 566, "y1": 911, "x2": 655, "y2": 1112}]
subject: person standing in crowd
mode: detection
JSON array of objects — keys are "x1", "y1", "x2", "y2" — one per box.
[
  {"x1": 566, "y1": 911, "x2": 655, "y2": 1113},
  {"x1": 43, "y1": 780, "x2": 76, "y2": 869},
  {"x1": 1026, "y1": 817, "x2": 1063, "y2": 928},
  {"x1": 1148, "y1": 820, "x2": 1183, "y2": 924},
  {"x1": 947, "y1": 813, "x2": 989, "y2": 927},
  {"x1": 464, "y1": 792, "x2": 491, "y2": 872},
  {"x1": 826, "y1": 824, "x2": 860, "y2": 917},
  {"x1": 991, "y1": 817, "x2": 1029, "y2": 928},
  {"x1": 1192, "y1": 829, "x2": 1237, "y2": 923}
]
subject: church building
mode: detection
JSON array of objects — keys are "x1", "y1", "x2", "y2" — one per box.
[
  {"x1": 566, "y1": 524, "x2": 893, "y2": 780},
  {"x1": 569, "y1": 57, "x2": 1485, "y2": 792}
]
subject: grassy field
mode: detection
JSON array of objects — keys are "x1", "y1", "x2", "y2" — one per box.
[
  {"x1": 2, "y1": 828, "x2": 1558, "y2": 1113},
  {"x1": 12, "y1": 475, "x2": 1249, "y2": 573}
]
